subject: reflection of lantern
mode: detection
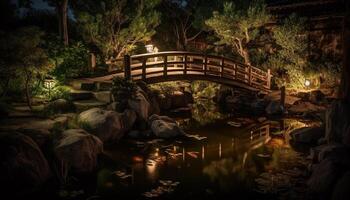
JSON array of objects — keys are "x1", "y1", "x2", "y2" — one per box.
[{"x1": 44, "y1": 77, "x2": 56, "y2": 98}]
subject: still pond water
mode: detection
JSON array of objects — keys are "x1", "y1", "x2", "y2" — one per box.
[{"x1": 97, "y1": 102, "x2": 316, "y2": 200}]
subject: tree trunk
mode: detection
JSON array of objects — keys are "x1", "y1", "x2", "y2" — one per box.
[
  {"x1": 57, "y1": 0, "x2": 69, "y2": 46},
  {"x1": 90, "y1": 52, "x2": 96, "y2": 71},
  {"x1": 280, "y1": 86, "x2": 286, "y2": 108},
  {"x1": 25, "y1": 73, "x2": 32, "y2": 110},
  {"x1": 62, "y1": 0, "x2": 69, "y2": 46},
  {"x1": 242, "y1": 49, "x2": 251, "y2": 65},
  {"x1": 0, "y1": 79, "x2": 10, "y2": 98}
]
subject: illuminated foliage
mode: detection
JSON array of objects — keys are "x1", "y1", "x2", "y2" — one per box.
[
  {"x1": 73, "y1": 0, "x2": 161, "y2": 61},
  {"x1": 0, "y1": 27, "x2": 52, "y2": 109},
  {"x1": 206, "y1": 0, "x2": 270, "y2": 65},
  {"x1": 46, "y1": 37, "x2": 91, "y2": 82},
  {"x1": 156, "y1": 0, "x2": 223, "y2": 51},
  {"x1": 111, "y1": 77, "x2": 137, "y2": 111},
  {"x1": 269, "y1": 14, "x2": 308, "y2": 89}
]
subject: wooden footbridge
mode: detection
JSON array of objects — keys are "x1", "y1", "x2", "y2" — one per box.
[{"x1": 84, "y1": 51, "x2": 272, "y2": 93}]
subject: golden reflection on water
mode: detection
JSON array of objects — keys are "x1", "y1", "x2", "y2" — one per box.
[
  {"x1": 146, "y1": 160, "x2": 158, "y2": 181},
  {"x1": 102, "y1": 118, "x2": 316, "y2": 198},
  {"x1": 202, "y1": 146, "x2": 205, "y2": 160}
]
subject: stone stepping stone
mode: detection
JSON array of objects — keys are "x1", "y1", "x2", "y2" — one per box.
[
  {"x1": 93, "y1": 91, "x2": 111, "y2": 103},
  {"x1": 69, "y1": 80, "x2": 96, "y2": 91},
  {"x1": 69, "y1": 90, "x2": 94, "y2": 101},
  {"x1": 73, "y1": 100, "x2": 108, "y2": 112}
]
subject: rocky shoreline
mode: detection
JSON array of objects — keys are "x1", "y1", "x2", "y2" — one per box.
[{"x1": 0, "y1": 82, "x2": 346, "y2": 199}]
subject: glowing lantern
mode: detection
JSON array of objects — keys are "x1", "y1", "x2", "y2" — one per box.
[
  {"x1": 304, "y1": 79, "x2": 311, "y2": 87},
  {"x1": 44, "y1": 77, "x2": 56, "y2": 98},
  {"x1": 145, "y1": 44, "x2": 154, "y2": 53}
]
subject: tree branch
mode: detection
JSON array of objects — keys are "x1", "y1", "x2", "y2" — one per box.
[{"x1": 187, "y1": 30, "x2": 203, "y2": 42}]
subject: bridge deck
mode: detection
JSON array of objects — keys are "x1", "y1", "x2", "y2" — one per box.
[{"x1": 83, "y1": 51, "x2": 272, "y2": 93}]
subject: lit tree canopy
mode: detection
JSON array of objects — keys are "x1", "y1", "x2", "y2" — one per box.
[
  {"x1": 0, "y1": 27, "x2": 52, "y2": 108},
  {"x1": 73, "y1": 0, "x2": 161, "y2": 60},
  {"x1": 269, "y1": 14, "x2": 308, "y2": 88},
  {"x1": 158, "y1": 0, "x2": 223, "y2": 50},
  {"x1": 206, "y1": 0, "x2": 271, "y2": 65}
]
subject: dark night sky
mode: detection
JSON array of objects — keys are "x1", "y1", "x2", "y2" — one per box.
[
  {"x1": 30, "y1": 0, "x2": 52, "y2": 10},
  {"x1": 11, "y1": 0, "x2": 76, "y2": 18},
  {"x1": 11, "y1": 0, "x2": 53, "y2": 10}
]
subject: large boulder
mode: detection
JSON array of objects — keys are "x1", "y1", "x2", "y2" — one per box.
[
  {"x1": 0, "y1": 132, "x2": 51, "y2": 196},
  {"x1": 78, "y1": 108, "x2": 136, "y2": 143},
  {"x1": 128, "y1": 89, "x2": 151, "y2": 122},
  {"x1": 54, "y1": 129, "x2": 103, "y2": 173},
  {"x1": 310, "y1": 90, "x2": 326, "y2": 104},
  {"x1": 250, "y1": 99, "x2": 268, "y2": 115},
  {"x1": 17, "y1": 128, "x2": 52, "y2": 149},
  {"x1": 265, "y1": 101, "x2": 284, "y2": 115},
  {"x1": 148, "y1": 93, "x2": 161, "y2": 115},
  {"x1": 317, "y1": 145, "x2": 350, "y2": 164},
  {"x1": 332, "y1": 171, "x2": 350, "y2": 200},
  {"x1": 325, "y1": 100, "x2": 350, "y2": 145},
  {"x1": 264, "y1": 90, "x2": 300, "y2": 105},
  {"x1": 308, "y1": 158, "x2": 342, "y2": 198},
  {"x1": 170, "y1": 91, "x2": 193, "y2": 108},
  {"x1": 148, "y1": 114, "x2": 184, "y2": 138},
  {"x1": 44, "y1": 98, "x2": 74, "y2": 113},
  {"x1": 291, "y1": 126, "x2": 325, "y2": 144},
  {"x1": 158, "y1": 94, "x2": 172, "y2": 110},
  {"x1": 289, "y1": 101, "x2": 325, "y2": 114}
]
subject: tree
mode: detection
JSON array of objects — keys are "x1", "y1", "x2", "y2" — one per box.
[
  {"x1": 159, "y1": 0, "x2": 223, "y2": 50},
  {"x1": 0, "y1": 27, "x2": 52, "y2": 109},
  {"x1": 73, "y1": 0, "x2": 161, "y2": 62},
  {"x1": 339, "y1": 10, "x2": 350, "y2": 102},
  {"x1": 18, "y1": 0, "x2": 70, "y2": 46},
  {"x1": 269, "y1": 14, "x2": 308, "y2": 89},
  {"x1": 206, "y1": 0, "x2": 270, "y2": 65},
  {"x1": 45, "y1": 0, "x2": 69, "y2": 46}
]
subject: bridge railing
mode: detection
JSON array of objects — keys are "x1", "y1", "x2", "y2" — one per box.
[{"x1": 110, "y1": 51, "x2": 271, "y2": 91}]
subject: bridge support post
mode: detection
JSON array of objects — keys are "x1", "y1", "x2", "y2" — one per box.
[
  {"x1": 220, "y1": 57, "x2": 224, "y2": 77},
  {"x1": 163, "y1": 55, "x2": 168, "y2": 77},
  {"x1": 248, "y1": 65, "x2": 252, "y2": 85},
  {"x1": 142, "y1": 57, "x2": 146, "y2": 81},
  {"x1": 124, "y1": 55, "x2": 131, "y2": 80},
  {"x1": 203, "y1": 55, "x2": 207, "y2": 75},
  {"x1": 184, "y1": 55, "x2": 187, "y2": 75},
  {"x1": 267, "y1": 69, "x2": 271, "y2": 89}
]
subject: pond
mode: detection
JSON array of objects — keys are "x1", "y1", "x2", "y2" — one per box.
[{"x1": 95, "y1": 100, "x2": 317, "y2": 200}]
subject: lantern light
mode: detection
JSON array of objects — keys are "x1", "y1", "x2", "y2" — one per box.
[
  {"x1": 44, "y1": 77, "x2": 56, "y2": 98},
  {"x1": 145, "y1": 44, "x2": 154, "y2": 53},
  {"x1": 304, "y1": 79, "x2": 311, "y2": 87}
]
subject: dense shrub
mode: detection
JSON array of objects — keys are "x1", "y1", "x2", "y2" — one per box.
[
  {"x1": 111, "y1": 77, "x2": 137, "y2": 111},
  {"x1": 46, "y1": 37, "x2": 90, "y2": 82},
  {"x1": 49, "y1": 85, "x2": 72, "y2": 101},
  {"x1": 192, "y1": 81, "x2": 220, "y2": 99}
]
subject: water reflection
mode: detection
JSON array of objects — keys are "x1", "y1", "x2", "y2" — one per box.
[{"x1": 100, "y1": 118, "x2": 314, "y2": 199}]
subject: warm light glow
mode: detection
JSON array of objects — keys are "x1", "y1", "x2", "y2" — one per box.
[
  {"x1": 182, "y1": 147, "x2": 185, "y2": 161},
  {"x1": 44, "y1": 77, "x2": 56, "y2": 89},
  {"x1": 145, "y1": 44, "x2": 154, "y2": 53},
  {"x1": 201, "y1": 146, "x2": 205, "y2": 160},
  {"x1": 44, "y1": 77, "x2": 56, "y2": 98},
  {"x1": 304, "y1": 79, "x2": 311, "y2": 87},
  {"x1": 146, "y1": 159, "x2": 157, "y2": 181}
]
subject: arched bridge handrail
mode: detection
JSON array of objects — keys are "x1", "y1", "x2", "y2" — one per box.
[{"x1": 109, "y1": 51, "x2": 272, "y2": 93}]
